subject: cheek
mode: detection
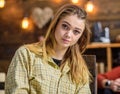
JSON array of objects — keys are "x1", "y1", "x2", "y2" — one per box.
[
  {"x1": 54, "y1": 26, "x2": 62, "y2": 41},
  {"x1": 55, "y1": 27, "x2": 60, "y2": 38},
  {"x1": 54, "y1": 31, "x2": 58, "y2": 42},
  {"x1": 55, "y1": 25, "x2": 64, "y2": 38},
  {"x1": 72, "y1": 35, "x2": 81, "y2": 44}
]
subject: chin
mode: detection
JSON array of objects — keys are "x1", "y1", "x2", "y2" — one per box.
[
  {"x1": 62, "y1": 44, "x2": 70, "y2": 48},
  {"x1": 58, "y1": 42, "x2": 70, "y2": 48}
]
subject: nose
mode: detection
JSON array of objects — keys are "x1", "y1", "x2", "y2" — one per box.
[{"x1": 65, "y1": 30, "x2": 72, "y2": 38}]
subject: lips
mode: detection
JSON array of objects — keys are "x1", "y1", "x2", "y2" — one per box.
[{"x1": 62, "y1": 38, "x2": 70, "y2": 43}]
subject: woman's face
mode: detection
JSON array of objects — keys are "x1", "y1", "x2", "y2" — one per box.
[{"x1": 55, "y1": 14, "x2": 85, "y2": 49}]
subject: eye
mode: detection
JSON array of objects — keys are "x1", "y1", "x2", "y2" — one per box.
[
  {"x1": 62, "y1": 24, "x2": 70, "y2": 31},
  {"x1": 73, "y1": 30, "x2": 81, "y2": 35}
]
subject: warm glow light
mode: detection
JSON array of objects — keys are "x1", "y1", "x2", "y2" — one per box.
[
  {"x1": 21, "y1": 17, "x2": 29, "y2": 29},
  {"x1": 0, "y1": 0, "x2": 5, "y2": 8},
  {"x1": 71, "y1": 0, "x2": 79, "y2": 4},
  {"x1": 85, "y1": 1, "x2": 94, "y2": 13},
  {"x1": 53, "y1": 0, "x2": 62, "y2": 3}
]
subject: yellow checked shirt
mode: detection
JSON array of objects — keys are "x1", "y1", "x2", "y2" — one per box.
[{"x1": 5, "y1": 43, "x2": 91, "y2": 94}]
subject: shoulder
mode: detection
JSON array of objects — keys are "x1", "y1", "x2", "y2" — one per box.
[
  {"x1": 16, "y1": 42, "x2": 43, "y2": 56},
  {"x1": 11, "y1": 42, "x2": 44, "y2": 66}
]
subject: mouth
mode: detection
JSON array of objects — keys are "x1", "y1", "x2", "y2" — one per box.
[{"x1": 62, "y1": 39, "x2": 70, "y2": 43}]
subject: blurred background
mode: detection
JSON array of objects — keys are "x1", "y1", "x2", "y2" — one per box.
[{"x1": 0, "y1": 0, "x2": 120, "y2": 93}]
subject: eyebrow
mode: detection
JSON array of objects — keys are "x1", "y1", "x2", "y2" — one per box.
[{"x1": 62, "y1": 21, "x2": 82, "y2": 31}]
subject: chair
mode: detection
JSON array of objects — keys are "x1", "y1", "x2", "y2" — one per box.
[
  {"x1": 0, "y1": 72, "x2": 5, "y2": 94},
  {"x1": 83, "y1": 55, "x2": 97, "y2": 94}
]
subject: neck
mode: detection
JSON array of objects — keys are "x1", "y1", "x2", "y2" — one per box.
[{"x1": 52, "y1": 46, "x2": 68, "y2": 60}]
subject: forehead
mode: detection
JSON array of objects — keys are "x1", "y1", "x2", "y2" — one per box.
[{"x1": 59, "y1": 14, "x2": 85, "y2": 29}]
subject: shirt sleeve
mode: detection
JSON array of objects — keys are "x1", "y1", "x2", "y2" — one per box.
[
  {"x1": 77, "y1": 83, "x2": 91, "y2": 94},
  {"x1": 5, "y1": 46, "x2": 30, "y2": 94},
  {"x1": 97, "y1": 66, "x2": 120, "y2": 88}
]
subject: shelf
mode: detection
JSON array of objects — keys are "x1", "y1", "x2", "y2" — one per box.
[
  {"x1": 87, "y1": 43, "x2": 120, "y2": 49},
  {"x1": 86, "y1": 43, "x2": 120, "y2": 72}
]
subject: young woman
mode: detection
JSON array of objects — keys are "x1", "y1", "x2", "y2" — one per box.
[{"x1": 5, "y1": 4, "x2": 92, "y2": 94}]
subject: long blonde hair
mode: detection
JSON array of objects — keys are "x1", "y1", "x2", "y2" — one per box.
[{"x1": 43, "y1": 4, "x2": 92, "y2": 85}]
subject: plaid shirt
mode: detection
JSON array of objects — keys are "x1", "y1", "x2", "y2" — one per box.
[{"x1": 5, "y1": 43, "x2": 91, "y2": 94}]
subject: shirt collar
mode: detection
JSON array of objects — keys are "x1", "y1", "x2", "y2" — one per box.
[
  {"x1": 25, "y1": 42, "x2": 70, "y2": 74},
  {"x1": 47, "y1": 55, "x2": 70, "y2": 74}
]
